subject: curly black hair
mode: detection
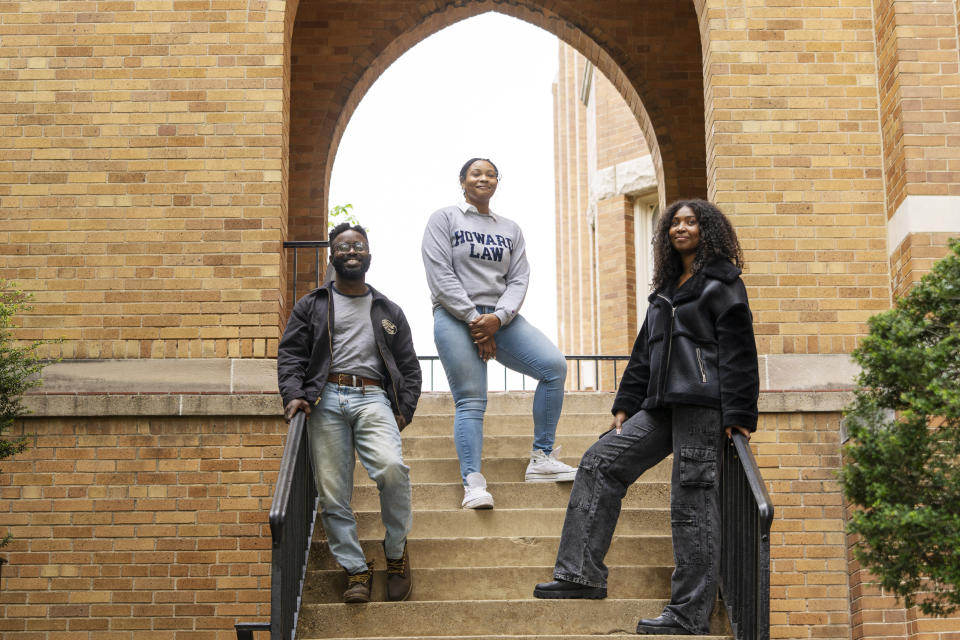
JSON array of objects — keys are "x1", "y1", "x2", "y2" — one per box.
[
  {"x1": 328, "y1": 222, "x2": 368, "y2": 248},
  {"x1": 651, "y1": 199, "x2": 743, "y2": 291}
]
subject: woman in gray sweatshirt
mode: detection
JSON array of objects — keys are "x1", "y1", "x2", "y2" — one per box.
[{"x1": 421, "y1": 158, "x2": 577, "y2": 509}]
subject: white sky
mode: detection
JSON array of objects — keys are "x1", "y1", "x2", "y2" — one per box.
[{"x1": 329, "y1": 13, "x2": 560, "y2": 361}]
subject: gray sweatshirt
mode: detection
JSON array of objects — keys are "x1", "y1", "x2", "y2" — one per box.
[{"x1": 421, "y1": 202, "x2": 530, "y2": 327}]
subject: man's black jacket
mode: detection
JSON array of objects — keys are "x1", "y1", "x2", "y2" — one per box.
[
  {"x1": 612, "y1": 258, "x2": 759, "y2": 431},
  {"x1": 277, "y1": 282, "x2": 421, "y2": 428}
]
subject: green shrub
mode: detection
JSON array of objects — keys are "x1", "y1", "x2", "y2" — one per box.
[
  {"x1": 841, "y1": 239, "x2": 960, "y2": 616},
  {"x1": 0, "y1": 282, "x2": 56, "y2": 547}
]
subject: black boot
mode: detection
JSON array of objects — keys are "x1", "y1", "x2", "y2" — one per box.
[
  {"x1": 533, "y1": 579, "x2": 606, "y2": 599},
  {"x1": 636, "y1": 615, "x2": 693, "y2": 635}
]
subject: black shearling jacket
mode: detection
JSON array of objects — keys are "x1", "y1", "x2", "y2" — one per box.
[
  {"x1": 277, "y1": 282, "x2": 421, "y2": 428},
  {"x1": 612, "y1": 258, "x2": 759, "y2": 431}
]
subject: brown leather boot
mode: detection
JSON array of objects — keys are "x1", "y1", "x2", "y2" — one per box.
[
  {"x1": 343, "y1": 562, "x2": 373, "y2": 604},
  {"x1": 384, "y1": 541, "x2": 412, "y2": 601}
]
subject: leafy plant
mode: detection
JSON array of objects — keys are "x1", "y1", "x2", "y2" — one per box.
[
  {"x1": 841, "y1": 239, "x2": 960, "y2": 616},
  {"x1": 1, "y1": 282, "x2": 56, "y2": 547},
  {"x1": 328, "y1": 203, "x2": 358, "y2": 229}
]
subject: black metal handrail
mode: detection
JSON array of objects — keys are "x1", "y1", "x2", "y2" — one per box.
[
  {"x1": 236, "y1": 410, "x2": 319, "y2": 640},
  {"x1": 418, "y1": 354, "x2": 632, "y2": 392},
  {"x1": 720, "y1": 432, "x2": 774, "y2": 640}
]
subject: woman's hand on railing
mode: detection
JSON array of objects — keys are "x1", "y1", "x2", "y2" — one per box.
[
  {"x1": 284, "y1": 398, "x2": 311, "y2": 423},
  {"x1": 725, "y1": 424, "x2": 751, "y2": 441},
  {"x1": 611, "y1": 410, "x2": 628, "y2": 435}
]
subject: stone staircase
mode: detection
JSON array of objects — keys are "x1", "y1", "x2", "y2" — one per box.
[{"x1": 296, "y1": 392, "x2": 732, "y2": 640}]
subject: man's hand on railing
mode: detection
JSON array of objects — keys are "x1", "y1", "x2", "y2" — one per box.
[
  {"x1": 284, "y1": 398, "x2": 311, "y2": 423},
  {"x1": 725, "y1": 425, "x2": 751, "y2": 441}
]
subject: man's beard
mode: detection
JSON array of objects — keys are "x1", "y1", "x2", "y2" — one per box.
[{"x1": 332, "y1": 254, "x2": 371, "y2": 280}]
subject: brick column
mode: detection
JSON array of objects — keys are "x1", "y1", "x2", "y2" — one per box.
[
  {"x1": 595, "y1": 195, "x2": 636, "y2": 389},
  {"x1": 700, "y1": 0, "x2": 890, "y2": 357},
  {"x1": 874, "y1": 0, "x2": 960, "y2": 295}
]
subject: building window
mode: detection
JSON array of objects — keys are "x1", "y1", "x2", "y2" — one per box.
[
  {"x1": 580, "y1": 61, "x2": 593, "y2": 106},
  {"x1": 633, "y1": 197, "x2": 659, "y2": 327}
]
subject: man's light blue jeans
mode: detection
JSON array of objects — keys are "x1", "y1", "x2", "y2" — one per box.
[
  {"x1": 307, "y1": 381, "x2": 412, "y2": 574},
  {"x1": 433, "y1": 305, "x2": 567, "y2": 484}
]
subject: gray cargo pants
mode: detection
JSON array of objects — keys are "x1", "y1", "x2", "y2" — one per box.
[{"x1": 553, "y1": 405, "x2": 723, "y2": 634}]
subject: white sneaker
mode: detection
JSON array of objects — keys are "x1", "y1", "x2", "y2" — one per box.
[
  {"x1": 525, "y1": 446, "x2": 578, "y2": 482},
  {"x1": 462, "y1": 472, "x2": 494, "y2": 509}
]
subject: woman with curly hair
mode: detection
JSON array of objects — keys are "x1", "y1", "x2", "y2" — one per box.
[{"x1": 533, "y1": 199, "x2": 760, "y2": 636}]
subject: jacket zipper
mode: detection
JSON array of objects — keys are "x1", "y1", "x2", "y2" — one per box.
[
  {"x1": 656, "y1": 294, "x2": 676, "y2": 398},
  {"x1": 696, "y1": 347, "x2": 707, "y2": 383}
]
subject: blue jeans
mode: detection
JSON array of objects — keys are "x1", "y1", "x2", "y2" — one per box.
[
  {"x1": 433, "y1": 305, "x2": 567, "y2": 483},
  {"x1": 307, "y1": 382, "x2": 412, "y2": 574},
  {"x1": 553, "y1": 406, "x2": 723, "y2": 634}
]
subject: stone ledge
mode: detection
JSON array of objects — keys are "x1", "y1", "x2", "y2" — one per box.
[
  {"x1": 22, "y1": 390, "x2": 853, "y2": 417},
  {"x1": 23, "y1": 393, "x2": 283, "y2": 417},
  {"x1": 23, "y1": 357, "x2": 857, "y2": 417},
  {"x1": 36, "y1": 355, "x2": 859, "y2": 395}
]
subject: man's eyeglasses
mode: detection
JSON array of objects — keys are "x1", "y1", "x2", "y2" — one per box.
[{"x1": 332, "y1": 241, "x2": 368, "y2": 253}]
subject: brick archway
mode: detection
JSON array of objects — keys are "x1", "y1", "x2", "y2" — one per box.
[{"x1": 286, "y1": 0, "x2": 707, "y2": 247}]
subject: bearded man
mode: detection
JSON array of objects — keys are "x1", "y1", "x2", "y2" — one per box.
[{"x1": 278, "y1": 222, "x2": 421, "y2": 603}]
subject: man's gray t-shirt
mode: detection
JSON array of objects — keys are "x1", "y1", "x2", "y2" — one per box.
[{"x1": 331, "y1": 287, "x2": 384, "y2": 381}]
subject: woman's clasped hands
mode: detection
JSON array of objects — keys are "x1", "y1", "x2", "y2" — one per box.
[{"x1": 469, "y1": 313, "x2": 501, "y2": 361}]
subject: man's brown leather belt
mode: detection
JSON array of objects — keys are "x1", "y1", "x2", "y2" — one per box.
[{"x1": 327, "y1": 373, "x2": 380, "y2": 388}]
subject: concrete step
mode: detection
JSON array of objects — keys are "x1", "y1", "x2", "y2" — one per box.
[
  {"x1": 309, "y1": 535, "x2": 674, "y2": 571},
  {"x1": 303, "y1": 565, "x2": 675, "y2": 602},
  {"x1": 407, "y1": 414, "x2": 614, "y2": 437},
  {"x1": 415, "y1": 392, "x2": 615, "y2": 416},
  {"x1": 348, "y1": 481, "x2": 671, "y2": 511},
  {"x1": 296, "y1": 599, "x2": 731, "y2": 637},
  {"x1": 344, "y1": 508, "x2": 670, "y2": 539},
  {"x1": 398, "y1": 434, "x2": 610, "y2": 459},
  {"x1": 353, "y1": 457, "x2": 672, "y2": 485},
  {"x1": 295, "y1": 391, "x2": 722, "y2": 639}
]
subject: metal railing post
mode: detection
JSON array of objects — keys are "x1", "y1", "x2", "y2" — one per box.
[{"x1": 719, "y1": 432, "x2": 773, "y2": 640}]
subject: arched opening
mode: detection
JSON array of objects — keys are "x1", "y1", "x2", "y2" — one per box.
[
  {"x1": 284, "y1": 0, "x2": 708, "y2": 350},
  {"x1": 325, "y1": 13, "x2": 561, "y2": 367}
]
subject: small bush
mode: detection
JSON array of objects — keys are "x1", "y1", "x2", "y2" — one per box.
[
  {"x1": 0, "y1": 282, "x2": 57, "y2": 547},
  {"x1": 841, "y1": 239, "x2": 960, "y2": 616}
]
